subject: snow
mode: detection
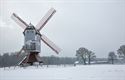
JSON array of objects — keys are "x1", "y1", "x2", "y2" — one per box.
[{"x1": 0, "y1": 65, "x2": 125, "y2": 80}]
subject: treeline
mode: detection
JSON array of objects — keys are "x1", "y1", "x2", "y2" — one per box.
[
  {"x1": 75, "y1": 45, "x2": 125, "y2": 65},
  {"x1": 0, "y1": 45, "x2": 125, "y2": 67},
  {"x1": 0, "y1": 52, "x2": 76, "y2": 68},
  {"x1": 41, "y1": 56, "x2": 76, "y2": 65},
  {"x1": 0, "y1": 52, "x2": 25, "y2": 67}
]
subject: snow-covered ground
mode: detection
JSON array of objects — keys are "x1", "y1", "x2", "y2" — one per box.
[{"x1": 0, "y1": 65, "x2": 125, "y2": 80}]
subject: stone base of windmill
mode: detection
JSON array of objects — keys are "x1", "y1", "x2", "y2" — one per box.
[{"x1": 19, "y1": 52, "x2": 43, "y2": 66}]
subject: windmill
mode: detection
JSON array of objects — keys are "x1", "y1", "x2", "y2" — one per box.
[{"x1": 11, "y1": 8, "x2": 61, "y2": 66}]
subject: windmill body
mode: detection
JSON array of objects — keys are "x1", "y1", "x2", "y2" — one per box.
[
  {"x1": 11, "y1": 8, "x2": 61, "y2": 66},
  {"x1": 24, "y1": 24, "x2": 41, "y2": 53}
]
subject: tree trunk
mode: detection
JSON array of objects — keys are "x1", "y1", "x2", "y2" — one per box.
[
  {"x1": 88, "y1": 55, "x2": 91, "y2": 65},
  {"x1": 82, "y1": 56, "x2": 86, "y2": 65},
  {"x1": 111, "y1": 58, "x2": 114, "y2": 64}
]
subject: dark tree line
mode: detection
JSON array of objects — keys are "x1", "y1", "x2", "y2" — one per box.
[
  {"x1": 0, "y1": 52, "x2": 26, "y2": 67},
  {"x1": 0, "y1": 52, "x2": 76, "y2": 68},
  {"x1": 76, "y1": 45, "x2": 125, "y2": 65},
  {"x1": 0, "y1": 45, "x2": 124, "y2": 67},
  {"x1": 41, "y1": 55, "x2": 76, "y2": 65}
]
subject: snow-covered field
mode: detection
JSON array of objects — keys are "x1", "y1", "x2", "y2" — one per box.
[{"x1": 0, "y1": 65, "x2": 125, "y2": 80}]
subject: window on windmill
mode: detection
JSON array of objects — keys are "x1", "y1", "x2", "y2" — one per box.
[
  {"x1": 31, "y1": 31, "x2": 33, "y2": 33},
  {"x1": 31, "y1": 43, "x2": 36, "y2": 50},
  {"x1": 31, "y1": 30, "x2": 35, "y2": 34},
  {"x1": 27, "y1": 31, "x2": 29, "y2": 33}
]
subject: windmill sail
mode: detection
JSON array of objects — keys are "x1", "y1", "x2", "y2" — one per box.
[
  {"x1": 36, "y1": 8, "x2": 56, "y2": 31},
  {"x1": 41, "y1": 34, "x2": 61, "y2": 54},
  {"x1": 11, "y1": 13, "x2": 28, "y2": 29},
  {"x1": 17, "y1": 47, "x2": 24, "y2": 57}
]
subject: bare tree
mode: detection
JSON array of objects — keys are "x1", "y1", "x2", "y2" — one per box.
[
  {"x1": 76, "y1": 47, "x2": 96, "y2": 65},
  {"x1": 108, "y1": 52, "x2": 117, "y2": 64},
  {"x1": 117, "y1": 45, "x2": 125, "y2": 59},
  {"x1": 76, "y1": 47, "x2": 88, "y2": 65},
  {"x1": 87, "y1": 51, "x2": 96, "y2": 64}
]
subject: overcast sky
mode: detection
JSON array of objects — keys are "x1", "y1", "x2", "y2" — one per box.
[{"x1": 0, "y1": 0, "x2": 125, "y2": 58}]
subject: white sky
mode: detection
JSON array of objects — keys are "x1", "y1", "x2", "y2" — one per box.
[{"x1": 0, "y1": 0, "x2": 125, "y2": 58}]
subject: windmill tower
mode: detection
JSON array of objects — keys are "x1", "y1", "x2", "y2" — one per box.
[{"x1": 11, "y1": 8, "x2": 61, "y2": 66}]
